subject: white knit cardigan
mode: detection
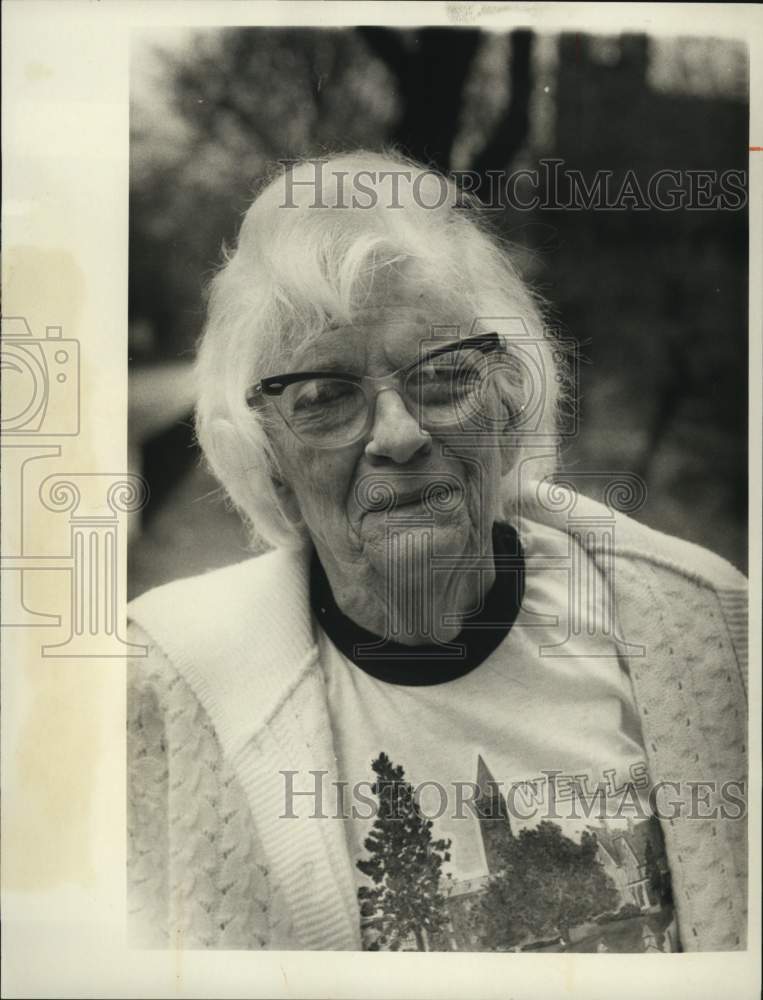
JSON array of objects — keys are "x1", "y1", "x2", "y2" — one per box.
[{"x1": 127, "y1": 486, "x2": 748, "y2": 951}]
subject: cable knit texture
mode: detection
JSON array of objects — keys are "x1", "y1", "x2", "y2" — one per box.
[
  {"x1": 127, "y1": 485, "x2": 748, "y2": 952},
  {"x1": 127, "y1": 629, "x2": 296, "y2": 950}
]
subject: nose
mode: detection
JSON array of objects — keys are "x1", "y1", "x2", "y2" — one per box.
[{"x1": 365, "y1": 388, "x2": 431, "y2": 464}]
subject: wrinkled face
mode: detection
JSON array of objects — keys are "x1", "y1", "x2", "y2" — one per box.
[{"x1": 265, "y1": 271, "x2": 513, "y2": 580}]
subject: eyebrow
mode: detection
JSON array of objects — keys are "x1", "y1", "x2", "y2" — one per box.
[
  {"x1": 302, "y1": 358, "x2": 354, "y2": 374},
  {"x1": 249, "y1": 332, "x2": 500, "y2": 401},
  {"x1": 308, "y1": 332, "x2": 498, "y2": 376},
  {"x1": 420, "y1": 332, "x2": 499, "y2": 362}
]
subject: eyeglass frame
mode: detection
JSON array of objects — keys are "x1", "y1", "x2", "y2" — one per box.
[{"x1": 245, "y1": 331, "x2": 517, "y2": 448}]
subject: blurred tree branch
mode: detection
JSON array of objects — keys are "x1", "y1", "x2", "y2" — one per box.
[
  {"x1": 357, "y1": 28, "x2": 534, "y2": 175},
  {"x1": 473, "y1": 31, "x2": 534, "y2": 175},
  {"x1": 358, "y1": 27, "x2": 482, "y2": 171},
  {"x1": 357, "y1": 27, "x2": 409, "y2": 82},
  {"x1": 633, "y1": 329, "x2": 693, "y2": 483}
]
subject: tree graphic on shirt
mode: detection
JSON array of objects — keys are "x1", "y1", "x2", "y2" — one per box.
[
  {"x1": 645, "y1": 833, "x2": 673, "y2": 908},
  {"x1": 478, "y1": 820, "x2": 619, "y2": 949},
  {"x1": 356, "y1": 752, "x2": 452, "y2": 951}
]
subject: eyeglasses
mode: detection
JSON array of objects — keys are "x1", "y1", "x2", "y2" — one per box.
[{"x1": 245, "y1": 332, "x2": 507, "y2": 449}]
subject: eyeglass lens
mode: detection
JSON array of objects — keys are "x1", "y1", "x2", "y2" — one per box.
[{"x1": 277, "y1": 347, "x2": 489, "y2": 446}]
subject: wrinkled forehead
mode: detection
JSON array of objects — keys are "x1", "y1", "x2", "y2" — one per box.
[{"x1": 288, "y1": 262, "x2": 477, "y2": 371}]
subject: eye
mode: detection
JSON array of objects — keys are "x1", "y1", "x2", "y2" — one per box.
[
  {"x1": 409, "y1": 353, "x2": 482, "y2": 402},
  {"x1": 420, "y1": 359, "x2": 454, "y2": 382},
  {"x1": 291, "y1": 378, "x2": 355, "y2": 411}
]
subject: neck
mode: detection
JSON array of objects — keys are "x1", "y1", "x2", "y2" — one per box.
[
  {"x1": 309, "y1": 521, "x2": 525, "y2": 685},
  {"x1": 313, "y1": 530, "x2": 497, "y2": 647}
]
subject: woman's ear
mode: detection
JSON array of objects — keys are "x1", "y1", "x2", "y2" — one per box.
[
  {"x1": 271, "y1": 472, "x2": 302, "y2": 525},
  {"x1": 208, "y1": 416, "x2": 302, "y2": 522},
  {"x1": 207, "y1": 417, "x2": 246, "y2": 486},
  {"x1": 499, "y1": 401, "x2": 523, "y2": 476},
  {"x1": 500, "y1": 434, "x2": 520, "y2": 476}
]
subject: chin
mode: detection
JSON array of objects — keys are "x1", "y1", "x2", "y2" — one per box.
[
  {"x1": 367, "y1": 511, "x2": 474, "y2": 560},
  {"x1": 429, "y1": 512, "x2": 477, "y2": 553}
]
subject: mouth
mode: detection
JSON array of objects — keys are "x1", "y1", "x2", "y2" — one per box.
[
  {"x1": 395, "y1": 488, "x2": 427, "y2": 508},
  {"x1": 354, "y1": 474, "x2": 464, "y2": 519},
  {"x1": 396, "y1": 481, "x2": 464, "y2": 512}
]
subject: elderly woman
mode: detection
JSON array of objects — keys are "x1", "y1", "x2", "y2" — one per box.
[{"x1": 127, "y1": 153, "x2": 747, "y2": 953}]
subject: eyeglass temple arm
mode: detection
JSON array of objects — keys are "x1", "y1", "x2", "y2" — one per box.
[{"x1": 246, "y1": 331, "x2": 504, "y2": 406}]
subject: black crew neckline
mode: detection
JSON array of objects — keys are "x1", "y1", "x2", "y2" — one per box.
[{"x1": 310, "y1": 521, "x2": 525, "y2": 686}]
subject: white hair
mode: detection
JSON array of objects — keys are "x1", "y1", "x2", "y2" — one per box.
[{"x1": 195, "y1": 151, "x2": 567, "y2": 551}]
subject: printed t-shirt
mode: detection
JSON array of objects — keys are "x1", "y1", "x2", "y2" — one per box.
[{"x1": 312, "y1": 517, "x2": 680, "y2": 953}]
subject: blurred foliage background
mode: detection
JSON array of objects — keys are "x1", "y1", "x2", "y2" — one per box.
[{"x1": 128, "y1": 27, "x2": 748, "y2": 597}]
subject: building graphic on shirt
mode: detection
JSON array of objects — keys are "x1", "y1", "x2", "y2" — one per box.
[
  {"x1": 424, "y1": 756, "x2": 512, "y2": 951},
  {"x1": 428, "y1": 756, "x2": 676, "y2": 952},
  {"x1": 358, "y1": 751, "x2": 675, "y2": 952},
  {"x1": 473, "y1": 754, "x2": 514, "y2": 875},
  {"x1": 586, "y1": 815, "x2": 672, "y2": 913}
]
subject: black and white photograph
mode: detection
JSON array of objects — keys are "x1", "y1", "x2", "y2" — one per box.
[
  {"x1": 126, "y1": 11, "x2": 749, "y2": 956},
  {"x1": 1, "y1": 2, "x2": 760, "y2": 998}
]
